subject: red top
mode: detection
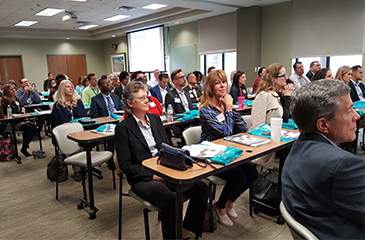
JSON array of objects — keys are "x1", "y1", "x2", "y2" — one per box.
[
  {"x1": 123, "y1": 96, "x2": 163, "y2": 118},
  {"x1": 252, "y1": 76, "x2": 261, "y2": 94}
]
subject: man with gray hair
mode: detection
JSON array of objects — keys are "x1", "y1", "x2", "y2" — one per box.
[
  {"x1": 282, "y1": 79, "x2": 364, "y2": 239},
  {"x1": 305, "y1": 61, "x2": 321, "y2": 80}
]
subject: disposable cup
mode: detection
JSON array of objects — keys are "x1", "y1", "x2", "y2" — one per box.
[
  {"x1": 238, "y1": 96, "x2": 245, "y2": 109},
  {"x1": 270, "y1": 118, "x2": 283, "y2": 142}
]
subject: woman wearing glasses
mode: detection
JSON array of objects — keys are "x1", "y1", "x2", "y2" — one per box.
[
  {"x1": 116, "y1": 81, "x2": 209, "y2": 240},
  {"x1": 250, "y1": 63, "x2": 294, "y2": 168}
]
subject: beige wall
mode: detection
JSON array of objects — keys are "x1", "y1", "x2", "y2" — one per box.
[
  {"x1": 101, "y1": 35, "x2": 128, "y2": 75},
  {"x1": 0, "y1": 38, "x2": 105, "y2": 88},
  {"x1": 261, "y1": 1, "x2": 292, "y2": 74},
  {"x1": 168, "y1": 21, "x2": 199, "y2": 72}
]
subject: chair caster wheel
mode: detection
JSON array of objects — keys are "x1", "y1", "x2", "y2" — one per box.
[
  {"x1": 77, "y1": 203, "x2": 84, "y2": 210},
  {"x1": 276, "y1": 216, "x2": 285, "y2": 225},
  {"x1": 89, "y1": 212, "x2": 96, "y2": 219},
  {"x1": 98, "y1": 175, "x2": 103, "y2": 179},
  {"x1": 253, "y1": 206, "x2": 261, "y2": 214}
]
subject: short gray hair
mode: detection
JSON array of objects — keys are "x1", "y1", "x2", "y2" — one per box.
[
  {"x1": 290, "y1": 79, "x2": 350, "y2": 134},
  {"x1": 122, "y1": 81, "x2": 148, "y2": 116}
]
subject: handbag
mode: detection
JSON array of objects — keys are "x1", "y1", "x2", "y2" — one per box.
[
  {"x1": 202, "y1": 203, "x2": 217, "y2": 232},
  {"x1": 157, "y1": 143, "x2": 196, "y2": 171}
]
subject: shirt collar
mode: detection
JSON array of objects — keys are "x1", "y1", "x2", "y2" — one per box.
[
  {"x1": 314, "y1": 131, "x2": 338, "y2": 148},
  {"x1": 132, "y1": 114, "x2": 151, "y2": 127}
]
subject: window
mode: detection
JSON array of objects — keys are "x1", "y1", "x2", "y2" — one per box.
[
  {"x1": 330, "y1": 54, "x2": 363, "y2": 77},
  {"x1": 200, "y1": 51, "x2": 237, "y2": 76},
  {"x1": 291, "y1": 57, "x2": 326, "y2": 76}
]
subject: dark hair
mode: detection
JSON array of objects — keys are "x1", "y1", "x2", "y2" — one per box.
[
  {"x1": 87, "y1": 73, "x2": 95, "y2": 81},
  {"x1": 352, "y1": 65, "x2": 362, "y2": 72},
  {"x1": 101, "y1": 74, "x2": 108, "y2": 80},
  {"x1": 286, "y1": 78, "x2": 294, "y2": 84},
  {"x1": 47, "y1": 79, "x2": 57, "y2": 89},
  {"x1": 159, "y1": 73, "x2": 169, "y2": 81},
  {"x1": 98, "y1": 78, "x2": 107, "y2": 86},
  {"x1": 171, "y1": 69, "x2": 182, "y2": 81},
  {"x1": 258, "y1": 67, "x2": 266, "y2": 76},
  {"x1": 293, "y1": 62, "x2": 302, "y2": 70},
  {"x1": 232, "y1": 71, "x2": 245, "y2": 88},
  {"x1": 207, "y1": 66, "x2": 215, "y2": 74},
  {"x1": 55, "y1": 74, "x2": 65, "y2": 82},
  {"x1": 131, "y1": 71, "x2": 142, "y2": 81},
  {"x1": 310, "y1": 61, "x2": 319, "y2": 68},
  {"x1": 119, "y1": 71, "x2": 129, "y2": 81},
  {"x1": 312, "y1": 68, "x2": 331, "y2": 81},
  {"x1": 48, "y1": 72, "x2": 52, "y2": 77}
]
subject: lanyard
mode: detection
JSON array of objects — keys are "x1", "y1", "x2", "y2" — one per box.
[{"x1": 91, "y1": 87, "x2": 99, "y2": 95}]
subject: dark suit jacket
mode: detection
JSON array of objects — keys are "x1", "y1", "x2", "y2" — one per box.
[
  {"x1": 114, "y1": 84, "x2": 124, "y2": 100},
  {"x1": 88, "y1": 93, "x2": 123, "y2": 118},
  {"x1": 282, "y1": 132, "x2": 365, "y2": 239},
  {"x1": 115, "y1": 113, "x2": 168, "y2": 186},
  {"x1": 348, "y1": 80, "x2": 365, "y2": 102},
  {"x1": 164, "y1": 88, "x2": 193, "y2": 114},
  {"x1": 51, "y1": 99, "x2": 87, "y2": 128},
  {"x1": 149, "y1": 84, "x2": 170, "y2": 103},
  {"x1": 306, "y1": 71, "x2": 313, "y2": 80},
  {"x1": 183, "y1": 84, "x2": 202, "y2": 104}
]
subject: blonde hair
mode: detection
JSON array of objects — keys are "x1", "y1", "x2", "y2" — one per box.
[
  {"x1": 110, "y1": 74, "x2": 119, "y2": 80},
  {"x1": 335, "y1": 65, "x2": 351, "y2": 82},
  {"x1": 199, "y1": 70, "x2": 228, "y2": 110},
  {"x1": 256, "y1": 63, "x2": 283, "y2": 95},
  {"x1": 55, "y1": 80, "x2": 77, "y2": 108}
]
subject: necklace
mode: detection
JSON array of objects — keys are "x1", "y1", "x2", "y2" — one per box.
[{"x1": 66, "y1": 105, "x2": 74, "y2": 120}]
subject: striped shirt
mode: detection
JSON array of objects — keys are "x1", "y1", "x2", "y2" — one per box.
[{"x1": 199, "y1": 105, "x2": 248, "y2": 142}]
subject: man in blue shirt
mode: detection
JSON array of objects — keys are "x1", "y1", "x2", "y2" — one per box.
[{"x1": 16, "y1": 78, "x2": 41, "y2": 105}]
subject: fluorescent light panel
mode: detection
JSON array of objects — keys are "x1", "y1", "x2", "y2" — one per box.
[
  {"x1": 35, "y1": 8, "x2": 65, "y2": 16},
  {"x1": 14, "y1": 21, "x2": 38, "y2": 27},
  {"x1": 142, "y1": 4, "x2": 167, "y2": 10},
  {"x1": 62, "y1": 15, "x2": 71, "y2": 21},
  {"x1": 76, "y1": 24, "x2": 98, "y2": 29},
  {"x1": 67, "y1": 0, "x2": 87, "y2": 2},
  {"x1": 103, "y1": 15, "x2": 130, "y2": 21}
]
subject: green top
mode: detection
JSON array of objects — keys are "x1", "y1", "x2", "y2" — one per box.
[{"x1": 82, "y1": 86, "x2": 100, "y2": 105}]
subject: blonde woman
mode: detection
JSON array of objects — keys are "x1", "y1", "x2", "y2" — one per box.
[{"x1": 335, "y1": 65, "x2": 352, "y2": 83}]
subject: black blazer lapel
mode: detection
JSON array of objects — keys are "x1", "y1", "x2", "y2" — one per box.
[{"x1": 126, "y1": 116, "x2": 149, "y2": 150}]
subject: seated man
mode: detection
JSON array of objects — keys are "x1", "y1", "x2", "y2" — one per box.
[
  {"x1": 16, "y1": 78, "x2": 41, "y2": 105},
  {"x1": 165, "y1": 69, "x2": 193, "y2": 114},
  {"x1": 149, "y1": 73, "x2": 170, "y2": 104},
  {"x1": 349, "y1": 65, "x2": 365, "y2": 102},
  {"x1": 282, "y1": 79, "x2": 364, "y2": 239},
  {"x1": 183, "y1": 72, "x2": 202, "y2": 104},
  {"x1": 89, "y1": 78, "x2": 123, "y2": 118}
]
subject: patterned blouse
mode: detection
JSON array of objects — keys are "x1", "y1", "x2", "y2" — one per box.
[{"x1": 199, "y1": 105, "x2": 248, "y2": 142}]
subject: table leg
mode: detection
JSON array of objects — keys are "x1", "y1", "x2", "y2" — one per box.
[
  {"x1": 37, "y1": 120, "x2": 43, "y2": 151},
  {"x1": 11, "y1": 123, "x2": 21, "y2": 164},
  {"x1": 175, "y1": 184, "x2": 184, "y2": 240}
]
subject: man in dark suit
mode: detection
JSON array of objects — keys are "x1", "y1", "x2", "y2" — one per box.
[
  {"x1": 282, "y1": 79, "x2": 364, "y2": 239},
  {"x1": 305, "y1": 61, "x2": 321, "y2": 80},
  {"x1": 89, "y1": 78, "x2": 123, "y2": 118},
  {"x1": 149, "y1": 73, "x2": 170, "y2": 104},
  {"x1": 165, "y1": 69, "x2": 193, "y2": 114},
  {"x1": 348, "y1": 65, "x2": 365, "y2": 102},
  {"x1": 183, "y1": 72, "x2": 202, "y2": 104},
  {"x1": 43, "y1": 72, "x2": 53, "y2": 91},
  {"x1": 114, "y1": 71, "x2": 129, "y2": 100}
]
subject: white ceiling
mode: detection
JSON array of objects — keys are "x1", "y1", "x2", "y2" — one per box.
[{"x1": 0, "y1": 0, "x2": 291, "y2": 40}]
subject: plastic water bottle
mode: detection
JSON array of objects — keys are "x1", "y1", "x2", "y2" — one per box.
[
  {"x1": 7, "y1": 105, "x2": 12, "y2": 118},
  {"x1": 167, "y1": 104, "x2": 173, "y2": 123}
]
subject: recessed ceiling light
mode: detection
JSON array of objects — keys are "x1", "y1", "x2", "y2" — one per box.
[
  {"x1": 142, "y1": 4, "x2": 167, "y2": 10},
  {"x1": 35, "y1": 8, "x2": 65, "y2": 16},
  {"x1": 111, "y1": 35, "x2": 116, "y2": 37},
  {"x1": 66, "y1": 38, "x2": 70, "y2": 40},
  {"x1": 174, "y1": 21, "x2": 179, "y2": 24},
  {"x1": 103, "y1": 15, "x2": 131, "y2": 21},
  {"x1": 14, "y1": 21, "x2": 38, "y2": 27},
  {"x1": 62, "y1": 15, "x2": 71, "y2": 21},
  {"x1": 75, "y1": 24, "x2": 98, "y2": 30},
  {"x1": 67, "y1": 0, "x2": 88, "y2": 2}
]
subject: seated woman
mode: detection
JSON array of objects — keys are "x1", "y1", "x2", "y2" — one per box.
[
  {"x1": 311, "y1": 68, "x2": 333, "y2": 81},
  {"x1": 116, "y1": 81, "x2": 209, "y2": 239},
  {"x1": 199, "y1": 70, "x2": 258, "y2": 227},
  {"x1": 1, "y1": 84, "x2": 36, "y2": 157},
  {"x1": 51, "y1": 80, "x2": 87, "y2": 181},
  {"x1": 335, "y1": 65, "x2": 352, "y2": 83},
  {"x1": 229, "y1": 71, "x2": 248, "y2": 104},
  {"x1": 250, "y1": 63, "x2": 294, "y2": 168},
  {"x1": 75, "y1": 75, "x2": 88, "y2": 97}
]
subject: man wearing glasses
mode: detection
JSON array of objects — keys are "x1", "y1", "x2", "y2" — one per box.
[
  {"x1": 164, "y1": 69, "x2": 193, "y2": 114},
  {"x1": 16, "y1": 78, "x2": 41, "y2": 105}
]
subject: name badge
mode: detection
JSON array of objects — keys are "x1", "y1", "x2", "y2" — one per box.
[
  {"x1": 189, "y1": 90, "x2": 193, "y2": 93},
  {"x1": 216, "y1": 113, "x2": 225, "y2": 122},
  {"x1": 149, "y1": 101, "x2": 156, "y2": 108},
  {"x1": 174, "y1": 98, "x2": 181, "y2": 103},
  {"x1": 190, "y1": 94, "x2": 194, "y2": 98},
  {"x1": 15, "y1": 101, "x2": 20, "y2": 106}
]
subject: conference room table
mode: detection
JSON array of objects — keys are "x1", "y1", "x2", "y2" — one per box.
[{"x1": 141, "y1": 130, "x2": 297, "y2": 239}]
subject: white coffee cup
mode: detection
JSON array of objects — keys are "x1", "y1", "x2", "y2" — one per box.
[{"x1": 270, "y1": 118, "x2": 283, "y2": 142}]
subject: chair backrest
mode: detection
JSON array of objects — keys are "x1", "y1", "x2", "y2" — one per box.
[
  {"x1": 52, "y1": 122, "x2": 84, "y2": 155},
  {"x1": 182, "y1": 126, "x2": 202, "y2": 146},
  {"x1": 242, "y1": 115, "x2": 252, "y2": 129},
  {"x1": 247, "y1": 87, "x2": 253, "y2": 94},
  {"x1": 279, "y1": 201, "x2": 318, "y2": 240},
  {"x1": 49, "y1": 102, "x2": 54, "y2": 110}
]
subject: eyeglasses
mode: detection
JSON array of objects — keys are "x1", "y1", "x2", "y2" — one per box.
[
  {"x1": 276, "y1": 74, "x2": 287, "y2": 78},
  {"x1": 174, "y1": 76, "x2": 186, "y2": 80},
  {"x1": 135, "y1": 95, "x2": 150, "y2": 102}
]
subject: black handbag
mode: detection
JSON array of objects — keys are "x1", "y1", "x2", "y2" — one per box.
[{"x1": 157, "y1": 143, "x2": 196, "y2": 170}]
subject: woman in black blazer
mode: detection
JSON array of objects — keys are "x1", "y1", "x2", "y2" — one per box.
[{"x1": 115, "y1": 81, "x2": 209, "y2": 240}]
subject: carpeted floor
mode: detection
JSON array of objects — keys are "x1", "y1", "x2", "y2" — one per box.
[{"x1": 0, "y1": 133, "x2": 295, "y2": 240}]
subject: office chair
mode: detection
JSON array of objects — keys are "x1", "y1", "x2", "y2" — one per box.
[
  {"x1": 279, "y1": 201, "x2": 318, "y2": 240},
  {"x1": 52, "y1": 122, "x2": 115, "y2": 218},
  {"x1": 182, "y1": 125, "x2": 226, "y2": 232},
  {"x1": 242, "y1": 115, "x2": 252, "y2": 129}
]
